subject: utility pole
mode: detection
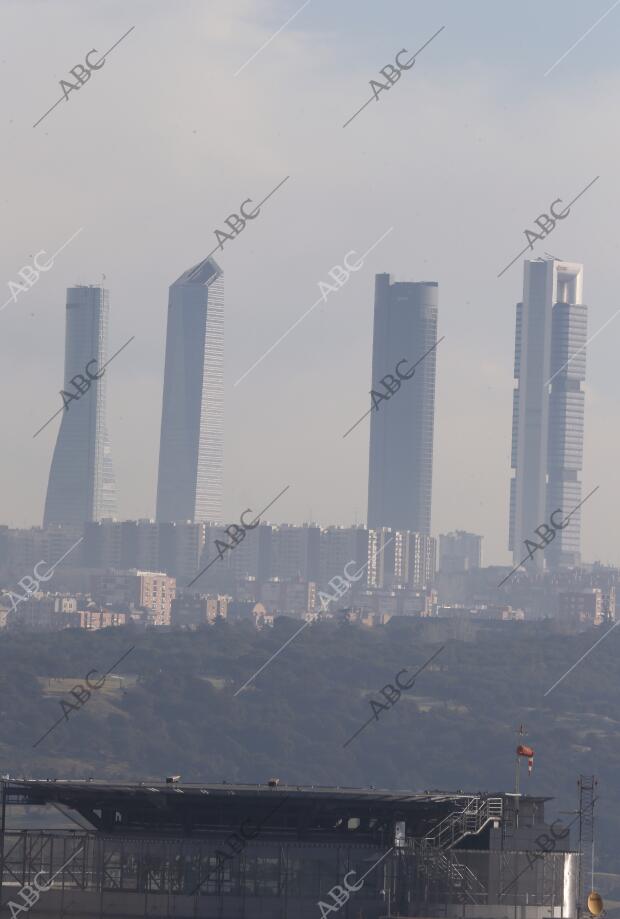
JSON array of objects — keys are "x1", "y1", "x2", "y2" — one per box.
[{"x1": 514, "y1": 725, "x2": 526, "y2": 796}]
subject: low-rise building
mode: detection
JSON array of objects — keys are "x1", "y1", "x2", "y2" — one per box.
[
  {"x1": 62, "y1": 608, "x2": 127, "y2": 630},
  {"x1": 438, "y1": 530, "x2": 483, "y2": 573},
  {"x1": 259, "y1": 578, "x2": 316, "y2": 615},
  {"x1": 558, "y1": 588, "x2": 603, "y2": 624},
  {"x1": 91, "y1": 570, "x2": 176, "y2": 626}
]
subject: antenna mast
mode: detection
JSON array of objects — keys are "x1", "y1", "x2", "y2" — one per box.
[{"x1": 577, "y1": 775, "x2": 597, "y2": 919}]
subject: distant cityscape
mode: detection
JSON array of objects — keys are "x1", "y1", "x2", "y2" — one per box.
[
  {"x1": 2, "y1": 254, "x2": 609, "y2": 636},
  {"x1": 5, "y1": 11, "x2": 617, "y2": 919}
]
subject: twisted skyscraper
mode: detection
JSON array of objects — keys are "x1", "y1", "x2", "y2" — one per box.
[{"x1": 43, "y1": 285, "x2": 117, "y2": 526}]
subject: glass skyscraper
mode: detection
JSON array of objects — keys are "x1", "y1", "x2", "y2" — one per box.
[
  {"x1": 367, "y1": 274, "x2": 439, "y2": 535},
  {"x1": 43, "y1": 285, "x2": 117, "y2": 526},
  {"x1": 509, "y1": 258, "x2": 587, "y2": 569},
  {"x1": 156, "y1": 256, "x2": 224, "y2": 524}
]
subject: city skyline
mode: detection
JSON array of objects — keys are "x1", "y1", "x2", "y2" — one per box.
[
  {"x1": 2, "y1": 5, "x2": 620, "y2": 915},
  {"x1": 16, "y1": 258, "x2": 597, "y2": 571},
  {"x1": 0, "y1": 0, "x2": 614, "y2": 569}
]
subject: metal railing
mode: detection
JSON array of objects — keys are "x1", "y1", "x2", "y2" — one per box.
[
  {"x1": 418, "y1": 795, "x2": 503, "y2": 852},
  {"x1": 409, "y1": 795, "x2": 503, "y2": 906}
]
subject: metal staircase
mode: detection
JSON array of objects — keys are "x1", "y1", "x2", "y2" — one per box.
[
  {"x1": 412, "y1": 795, "x2": 503, "y2": 906},
  {"x1": 424, "y1": 850, "x2": 488, "y2": 904},
  {"x1": 419, "y1": 795, "x2": 503, "y2": 851}
]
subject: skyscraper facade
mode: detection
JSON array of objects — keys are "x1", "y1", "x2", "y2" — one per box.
[
  {"x1": 43, "y1": 285, "x2": 117, "y2": 527},
  {"x1": 509, "y1": 259, "x2": 587, "y2": 569},
  {"x1": 156, "y1": 256, "x2": 224, "y2": 524},
  {"x1": 367, "y1": 275, "x2": 438, "y2": 535}
]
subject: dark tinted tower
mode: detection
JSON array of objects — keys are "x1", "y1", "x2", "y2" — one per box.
[{"x1": 367, "y1": 275, "x2": 438, "y2": 534}]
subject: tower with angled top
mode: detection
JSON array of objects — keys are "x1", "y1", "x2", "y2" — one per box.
[{"x1": 156, "y1": 257, "x2": 224, "y2": 524}]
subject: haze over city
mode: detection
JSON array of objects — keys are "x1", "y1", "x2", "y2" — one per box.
[
  {"x1": 1, "y1": 0, "x2": 618, "y2": 565},
  {"x1": 1, "y1": 4, "x2": 620, "y2": 918}
]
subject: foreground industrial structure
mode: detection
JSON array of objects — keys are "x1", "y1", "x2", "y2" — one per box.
[{"x1": 0, "y1": 778, "x2": 577, "y2": 918}]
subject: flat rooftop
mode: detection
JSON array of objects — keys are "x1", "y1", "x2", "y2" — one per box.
[
  {"x1": 0, "y1": 780, "x2": 551, "y2": 843},
  {"x1": 3, "y1": 778, "x2": 519, "y2": 802}
]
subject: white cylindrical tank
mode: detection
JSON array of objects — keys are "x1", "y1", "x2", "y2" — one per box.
[{"x1": 563, "y1": 852, "x2": 578, "y2": 918}]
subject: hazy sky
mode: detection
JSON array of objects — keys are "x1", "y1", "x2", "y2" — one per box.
[{"x1": 1, "y1": 0, "x2": 619, "y2": 566}]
